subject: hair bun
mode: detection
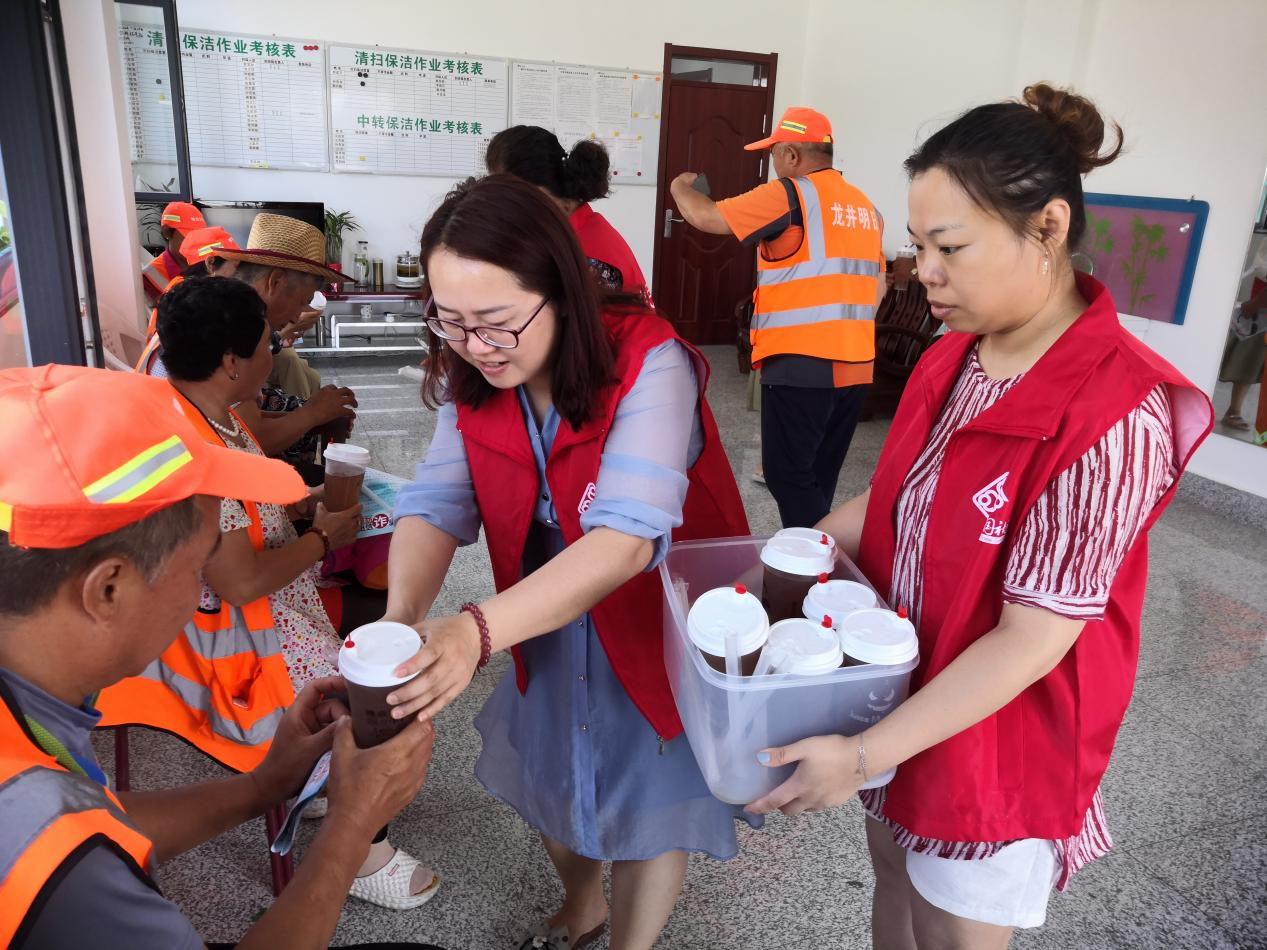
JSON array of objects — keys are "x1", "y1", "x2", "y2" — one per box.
[
  {"x1": 563, "y1": 140, "x2": 611, "y2": 203},
  {"x1": 1022, "y1": 82, "x2": 1123, "y2": 174}
]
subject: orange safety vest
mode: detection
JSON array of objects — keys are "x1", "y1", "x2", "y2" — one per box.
[
  {"x1": 750, "y1": 169, "x2": 883, "y2": 367},
  {"x1": 97, "y1": 393, "x2": 295, "y2": 772},
  {"x1": 141, "y1": 251, "x2": 181, "y2": 303},
  {"x1": 134, "y1": 275, "x2": 185, "y2": 374},
  {"x1": 0, "y1": 681, "x2": 156, "y2": 946}
]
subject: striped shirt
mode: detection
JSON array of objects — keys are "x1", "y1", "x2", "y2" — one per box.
[{"x1": 862, "y1": 343, "x2": 1177, "y2": 889}]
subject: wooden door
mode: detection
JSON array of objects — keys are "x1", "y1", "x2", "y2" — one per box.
[{"x1": 652, "y1": 46, "x2": 777, "y2": 345}]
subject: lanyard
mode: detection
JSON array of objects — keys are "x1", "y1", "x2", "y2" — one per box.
[{"x1": 23, "y1": 707, "x2": 110, "y2": 789}]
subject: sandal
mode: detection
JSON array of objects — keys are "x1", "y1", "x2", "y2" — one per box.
[
  {"x1": 1222, "y1": 413, "x2": 1252, "y2": 431},
  {"x1": 516, "y1": 921, "x2": 607, "y2": 949},
  {"x1": 348, "y1": 847, "x2": 441, "y2": 910}
]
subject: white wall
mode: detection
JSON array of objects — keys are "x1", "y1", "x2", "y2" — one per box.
[
  {"x1": 64, "y1": 0, "x2": 152, "y2": 364},
  {"x1": 175, "y1": 0, "x2": 811, "y2": 279},
  {"x1": 803, "y1": 0, "x2": 1267, "y2": 496}
]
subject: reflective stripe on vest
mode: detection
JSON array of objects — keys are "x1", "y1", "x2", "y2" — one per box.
[
  {"x1": 137, "y1": 650, "x2": 286, "y2": 746},
  {"x1": 141, "y1": 255, "x2": 176, "y2": 295},
  {"x1": 135, "y1": 334, "x2": 162, "y2": 374},
  {"x1": 751, "y1": 173, "x2": 882, "y2": 365},
  {"x1": 0, "y1": 696, "x2": 154, "y2": 944}
]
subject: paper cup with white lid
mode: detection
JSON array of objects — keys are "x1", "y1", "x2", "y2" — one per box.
[
  {"x1": 838, "y1": 607, "x2": 919, "y2": 667},
  {"x1": 802, "y1": 577, "x2": 877, "y2": 629},
  {"x1": 758, "y1": 616, "x2": 844, "y2": 676},
  {"x1": 338, "y1": 621, "x2": 422, "y2": 748},
  {"x1": 322, "y1": 442, "x2": 370, "y2": 513},
  {"x1": 759, "y1": 531, "x2": 836, "y2": 624},
  {"x1": 687, "y1": 584, "x2": 769, "y2": 676}
]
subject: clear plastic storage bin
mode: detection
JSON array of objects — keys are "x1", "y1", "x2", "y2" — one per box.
[{"x1": 661, "y1": 536, "x2": 918, "y2": 805}]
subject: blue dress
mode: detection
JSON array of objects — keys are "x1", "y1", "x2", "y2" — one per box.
[{"x1": 394, "y1": 341, "x2": 758, "y2": 861}]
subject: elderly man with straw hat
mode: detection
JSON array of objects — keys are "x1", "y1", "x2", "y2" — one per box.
[{"x1": 217, "y1": 212, "x2": 344, "y2": 401}]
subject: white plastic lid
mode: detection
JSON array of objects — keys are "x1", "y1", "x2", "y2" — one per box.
[
  {"x1": 774, "y1": 526, "x2": 838, "y2": 551},
  {"x1": 839, "y1": 608, "x2": 919, "y2": 666},
  {"x1": 759, "y1": 531, "x2": 835, "y2": 577},
  {"x1": 324, "y1": 443, "x2": 371, "y2": 467},
  {"x1": 687, "y1": 585, "x2": 769, "y2": 657},
  {"x1": 337, "y1": 621, "x2": 421, "y2": 686},
  {"x1": 802, "y1": 580, "x2": 877, "y2": 627},
  {"x1": 766, "y1": 618, "x2": 843, "y2": 675}
]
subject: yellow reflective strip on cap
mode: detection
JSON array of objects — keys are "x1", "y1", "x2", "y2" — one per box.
[
  {"x1": 780, "y1": 120, "x2": 808, "y2": 134},
  {"x1": 83, "y1": 435, "x2": 192, "y2": 504},
  {"x1": 105, "y1": 450, "x2": 194, "y2": 503},
  {"x1": 161, "y1": 213, "x2": 182, "y2": 223},
  {"x1": 0, "y1": 501, "x2": 11, "y2": 532},
  {"x1": 196, "y1": 241, "x2": 224, "y2": 256}
]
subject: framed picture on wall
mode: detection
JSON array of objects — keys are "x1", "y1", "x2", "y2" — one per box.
[{"x1": 1081, "y1": 193, "x2": 1209, "y2": 325}]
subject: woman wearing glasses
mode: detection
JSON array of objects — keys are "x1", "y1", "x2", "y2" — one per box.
[{"x1": 384, "y1": 175, "x2": 749, "y2": 949}]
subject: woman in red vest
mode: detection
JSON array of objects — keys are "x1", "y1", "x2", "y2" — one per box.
[
  {"x1": 486, "y1": 125, "x2": 650, "y2": 304},
  {"x1": 746, "y1": 85, "x2": 1213, "y2": 947},
  {"x1": 383, "y1": 175, "x2": 748, "y2": 949}
]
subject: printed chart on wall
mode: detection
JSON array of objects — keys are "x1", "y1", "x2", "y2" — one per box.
[
  {"x1": 178, "y1": 30, "x2": 328, "y2": 170},
  {"x1": 118, "y1": 24, "x2": 329, "y2": 171},
  {"x1": 329, "y1": 46, "x2": 509, "y2": 176},
  {"x1": 117, "y1": 23, "x2": 179, "y2": 166},
  {"x1": 510, "y1": 62, "x2": 662, "y2": 184}
]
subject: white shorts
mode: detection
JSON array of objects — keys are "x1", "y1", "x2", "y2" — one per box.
[{"x1": 905, "y1": 839, "x2": 1059, "y2": 929}]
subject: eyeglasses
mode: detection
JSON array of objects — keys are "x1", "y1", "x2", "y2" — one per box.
[
  {"x1": 270, "y1": 331, "x2": 283, "y2": 355},
  {"x1": 425, "y1": 296, "x2": 550, "y2": 350}
]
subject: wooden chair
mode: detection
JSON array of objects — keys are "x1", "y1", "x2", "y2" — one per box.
[{"x1": 862, "y1": 256, "x2": 942, "y2": 420}]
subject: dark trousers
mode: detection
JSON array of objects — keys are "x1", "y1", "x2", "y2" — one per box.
[{"x1": 761, "y1": 382, "x2": 869, "y2": 528}]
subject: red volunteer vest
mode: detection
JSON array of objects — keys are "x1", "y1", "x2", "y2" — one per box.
[
  {"x1": 858, "y1": 275, "x2": 1212, "y2": 842},
  {"x1": 456, "y1": 311, "x2": 749, "y2": 740}
]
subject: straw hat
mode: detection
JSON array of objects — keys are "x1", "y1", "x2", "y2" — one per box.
[{"x1": 216, "y1": 212, "x2": 348, "y2": 284}]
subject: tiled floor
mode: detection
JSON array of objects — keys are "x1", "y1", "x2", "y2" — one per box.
[{"x1": 92, "y1": 348, "x2": 1267, "y2": 950}]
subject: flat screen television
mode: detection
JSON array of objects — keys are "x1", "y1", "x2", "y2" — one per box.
[{"x1": 195, "y1": 200, "x2": 325, "y2": 250}]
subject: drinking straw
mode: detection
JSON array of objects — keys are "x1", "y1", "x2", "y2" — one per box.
[{"x1": 752, "y1": 642, "x2": 788, "y2": 679}]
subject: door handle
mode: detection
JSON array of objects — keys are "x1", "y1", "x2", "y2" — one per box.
[{"x1": 663, "y1": 208, "x2": 685, "y2": 239}]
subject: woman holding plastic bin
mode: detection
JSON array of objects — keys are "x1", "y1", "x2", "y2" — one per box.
[
  {"x1": 384, "y1": 175, "x2": 749, "y2": 949},
  {"x1": 746, "y1": 85, "x2": 1214, "y2": 946}
]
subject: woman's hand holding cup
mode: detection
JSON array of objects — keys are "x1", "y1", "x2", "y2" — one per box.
[
  {"x1": 386, "y1": 612, "x2": 483, "y2": 723},
  {"x1": 313, "y1": 501, "x2": 362, "y2": 549}
]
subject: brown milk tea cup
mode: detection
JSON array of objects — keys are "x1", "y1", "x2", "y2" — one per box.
[
  {"x1": 323, "y1": 443, "x2": 370, "y2": 513},
  {"x1": 758, "y1": 529, "x2": 836, "y2": 624},
  {"x1": 337, "y1": 621, "x2": 422, "y2": 748}
]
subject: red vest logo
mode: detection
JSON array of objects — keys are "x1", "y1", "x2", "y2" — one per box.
[
  {"x1": 971, "y1": 472, "x2": 1010, "y2": 545},
  {"x1": 578, "y1": 482, "x2": 597, "y2": 515}
]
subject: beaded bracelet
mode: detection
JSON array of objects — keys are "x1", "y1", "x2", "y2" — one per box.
[
  {"x1": 460, "y1": 602, "x2": 493, "y2": 670},
  {"x1": 304, "y1": 526, "x2": 331, "y2": 560}
]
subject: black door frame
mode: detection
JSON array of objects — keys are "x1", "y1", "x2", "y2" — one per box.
[
  {"x1": 651, "y1": 43, "x2": 779, "y2": 301},
  {"x1": 0, "y1": 0, "x2": 100, "y2": 366}
]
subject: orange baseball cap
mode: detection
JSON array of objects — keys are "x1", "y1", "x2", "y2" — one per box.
[
  {"x1": 180, "y1": 226, "x2": 239, "y2": 264},
  {"x1": 160, "y1": 201, "x2": 207, "y2": 235},
  {"x1": 744, "y1": 106, "x2": 834, "y2": 151},
  {"x1": 0, "y1": 365, "x2": 305, "y2": 549}
]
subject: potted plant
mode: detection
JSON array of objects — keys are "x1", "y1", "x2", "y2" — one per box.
[{"x1": 324, "y1": 209, "x2": 360, "y2": 270}]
